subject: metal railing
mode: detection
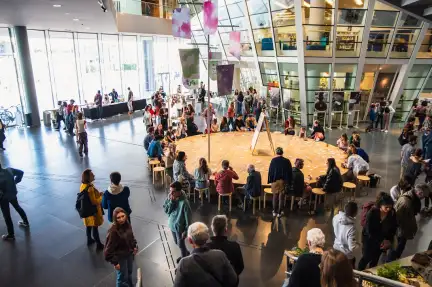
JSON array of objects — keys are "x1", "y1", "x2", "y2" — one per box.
[
  {"x1": 112, "y1": 0, "x2": 176, "y2": 19},
  {"x1": 353, "y1": 270, "x2": 413, "y2": 287}
]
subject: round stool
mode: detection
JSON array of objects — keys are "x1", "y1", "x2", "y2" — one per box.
[
  {"x1": 244, "y1": 195, "x2": 261, "y2": 215},
  {"x1": 311, "y1": 188, "x2": 326, "y2": 212},
  {"x1": 263, "y1": 188, "x2": 273, "y2": 209},
  {"x1": 343, "y1": 182, "x2": 357, "y2": 202},
  {"x1": 218, "y1": 193, "x2": 232, "y2": 212},
  {"x1": 149, "y1": 160, "x2": 160, "y2": 172},
  {"x1": 153, "y1": 166, "x2": 165, "y2": 185},
  {"x1": 195, "y1": 187, "x2": 210, "y2": 204},
  {"x1": 147, "y1": 157, "x2": 157, "y2": 169},
  {"x1": 357, "y1": 175, "x2": 370, "y2": 196}
]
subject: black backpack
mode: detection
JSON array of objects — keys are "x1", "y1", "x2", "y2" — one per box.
[{"x1": 75, "y1": 186, "x2": 97, "y2": 218}]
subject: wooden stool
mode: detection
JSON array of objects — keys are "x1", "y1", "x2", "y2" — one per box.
[
  {"x1": 149, "y1": 160, "x2": 160, "y2": 172},
  {"x1": 244, "y1": 195, "x2": 261, "y2": 215},
  {"x1": 287, "y1": 196, "x2": 303, "y2": 211},
  {"x1": 343, "y1": 182, "x2": 357, "y2": 202},
  {"x1": 263, "y1": 188, "x2": 273, "y2": 209},
  {"x1": 357, "y1": 175, "x2": 370, "y2": 196},
  {"x1": 147, "y1": 157, "x2": 157, "y2": 169},
  {"x1": 153, "y1": 166, "x2": 165, "y2": 185},
  {"x1": 195, "y1": 187, "x2": 210, "y2": 204},
  {"x1": 311, "y1": 188, "x2": 326, "y2": 212},
  {"x1": 218, "y1": 193, "x2": 232, "y2": 212}
]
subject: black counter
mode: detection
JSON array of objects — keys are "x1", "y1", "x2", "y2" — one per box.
[{"x1": 83, "y1": 99, "x2": 147, "y2": 120}]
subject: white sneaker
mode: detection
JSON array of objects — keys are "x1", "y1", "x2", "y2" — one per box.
[
  {"x1": 385, "y1": 130, "x2": 388, "y2": 133},
  {"x1": 272, "y1": 211, "x2": 277, "y2": 217}
]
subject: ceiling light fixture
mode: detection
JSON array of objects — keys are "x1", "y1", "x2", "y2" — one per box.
[
  {"x1": 65, "y1": 12, "x2": 70, "y2": 15},
  {"x1": 73, "y1": 18, "x2": 80, "y2": 21},
  {"x1": 53, "y1": 4, "x2": 62, "y2": 8},
  {"x1": 85, "y1": 27, "x2": 90, "y2": 30}
]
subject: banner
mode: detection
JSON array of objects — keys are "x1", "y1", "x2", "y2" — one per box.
[
  {"x1": 172, "y1": 8, "x2": 191, "y2": 39},
  {"x1": 282, "y1": 89, "x2": 291, "y2": 110},
  {"x1": 209, "y1": 52, "x2": 222, "y2": 81},
  {"x1": 216, "y1": 64, "x2": 234, "y2": 96},
  {"x1": 179, "y1": 49, "x2": 200, "y2": 89},
  {"x1": 203, "y1": 0, "x2": 218, "y2": 35},
  {"x1": 269, "y1": 87, "x2": 280, "y2": 108},
  {"x1": 332, "y1": 91, "x2": 344, "y2": 111},
  {"x1": 229, "y1": 31, "x2": 241, "y2": 60},
  {"x1": 349, "y1": 91, "x2": 361, "y2": 110}
]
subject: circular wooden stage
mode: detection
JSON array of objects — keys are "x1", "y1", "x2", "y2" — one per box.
[{"x1": 176, "y1": 132, "x2": 348, "y2": 186}]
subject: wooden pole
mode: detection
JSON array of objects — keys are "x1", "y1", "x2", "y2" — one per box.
[{"x1": 207, "y1": 35, "x2": 211, "y2": 162}]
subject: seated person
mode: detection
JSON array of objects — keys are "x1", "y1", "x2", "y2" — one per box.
[
  {"x1": 214, "y1": 160, "x2": 242, "y2": 208},
  {"x1": 290, "y1": 158, "x2": 311, "y2": 206},
  {"x1": 404, "y1": 117, "x2": 415, "y2": 132},
  {"x1": 349, "y1": 131, "x2": 361, "y2": 147},
  {"x1": 234, "y1": 115, "x2": 245, "y2": 131},
  {"x1": 144, "y1": 127, "x2": 155, "y2": 151},
  {"x1": 310, "y1": 120, "x2": 325, "y2": 141},
  {"x1": 147, "y1": 136, "x2": 164, "y2": 161},
  {"x1": 299, "y1": 127, "x2": 307, "y2": 139},
  {"x1": 241, "y1": 164, "x2": 261, "y2": 209},
  {"x1": 284, "y1": 116, "x2": 296, "y2": 135},
  {"x1": 211, "y1": 118, "x2": 218, "y2": 133},
  {"x1": 245, "y1": 114, "x2": 257, "y2": 131},
  {"x1": 336, "y1": 133, "x2": 349, "y2": 151},
  {"x1": 164, "y1": 129, "x2": 175, "y2": 143},
  {"x1": 348, "y1": 144, "x2": 369, "y2": 163},
  {"x1": 343, "y1": 145, "x2": 369, "y2": 182},
  {"x1": 194, "y1": 157, "x2": 212, "y2": 191},
  {"x1": 155, "y1": 124, "x2": 164, "y2": 138},
  {"x1": 220, "y1": 116, "x2": 230, "y2": 132}
]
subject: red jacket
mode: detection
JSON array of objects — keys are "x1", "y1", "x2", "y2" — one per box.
[{"x1": 215, "y1": 169, "x2": 239, "y2": 194}]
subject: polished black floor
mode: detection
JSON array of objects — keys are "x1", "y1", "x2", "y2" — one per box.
[{"x1": 0, "y1": 112, "x2": 431, "y2": 287}]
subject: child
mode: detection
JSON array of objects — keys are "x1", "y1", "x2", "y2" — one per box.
[
  {"x1": 349, "y1": 131, "x2": 361, "y2": 147},
  {"x1": 220, "y1": 116, "x2": 229, "y2": 132},
  {"x1": 102, "y1": 172, "x2": 132, "y2": 222},
  {"x1": 337, "y1": 133, "x2": 349, "y2": 151},
  {"x1": 299, "y1": 127, "x2": 306, "y2": 138},
  {"x1": 75, "y1": 112, "x2": 88, "y2": 157},
  {"x1": 211, "y1": 118, "x2": 218, "y2": 133}
]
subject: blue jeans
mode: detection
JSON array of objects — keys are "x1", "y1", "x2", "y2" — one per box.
[
  {"x1": 228, "y1": 117, "x2": 234, "y2": 131},
  {"x1": 116, "y1": 254, "x2": 134, "y2": 287},
  {"x1": 172, "y1": 231, "x2": 189, "y2": 258},
  {"x1": 97, "y1": 105, "x2": 103, "y2": 119}
]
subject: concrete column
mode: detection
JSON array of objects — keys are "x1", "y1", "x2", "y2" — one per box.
[
  {"x1": 308, "y1": 0, "x2": 325, "y2": 42},
  {"x1": 13, "y1": 26, "x2": 40, "y2": 127},
  {"x1": 233, "y1": 67, "x2": 241, "y2": 90},
  {"x1": 294, "y1": 0, "x2": 307, "y2": 126}
]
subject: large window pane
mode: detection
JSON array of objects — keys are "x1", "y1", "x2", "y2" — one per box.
[
  {"x1": 303, "y1": 6, "x2": 334, "y2": 57},
  {"x1": 28, "y1": 30, "x2": 53, "y2": 116},
  {"x1": 49, "y1": 31, "x2": 79, "y2": 103},
  {"x1": 390, "y1": 29, "x2": 421, "y2": 59},
  {"x1": 122, "y1": 35, "x2": 140, "y2": 99},
  {"x1": 77, "y1": 33, "x2": 101, "y2": 103},
  {"x1": 101, "y1": 34, "x2": 121, "y2": 97},
  {"x1": 305, "y1": 64, "x2": 331, "y2": 125},
  {"x1": 417, "y1": 29, "x2": 432, "y2": 59}
]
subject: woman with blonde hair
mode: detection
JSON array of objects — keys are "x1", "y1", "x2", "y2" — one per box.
[
  {"x1": 320, "y1": 248, "x2": 356, "y2": 287},
  {"x1": 80, "y1": 169, "x2": 104, "y2": 249}
]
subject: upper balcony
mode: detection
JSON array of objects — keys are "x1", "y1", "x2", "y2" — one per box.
[{"x1": 108, "y1": 0, "x2": 176, "y2": 35}]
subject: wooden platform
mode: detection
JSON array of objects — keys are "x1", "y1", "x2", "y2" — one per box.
[{"x1": 176, "y1": 132, "x2": 348, "y2": 185}]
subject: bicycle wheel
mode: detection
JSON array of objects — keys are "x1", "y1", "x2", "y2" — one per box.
[{"x1": 0, "y1": 111, "x2": 13, "y2": 126}]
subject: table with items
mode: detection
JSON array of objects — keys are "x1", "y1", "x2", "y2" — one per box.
[{"x1": 83, "y1": 99, "x2": 147, "y2": 120}]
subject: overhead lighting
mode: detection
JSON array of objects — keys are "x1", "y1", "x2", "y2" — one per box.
[
  {"x1": 73, "y1": 18, "x2": 80, "y2": 21},
  {"x1": 85, "y1": 27, "x2": 90, "y2": 30},
  {"x1": 65, "y1": 12, "x2": 70, "y2": 15},
  {"x1": 53, "y1": 4, "x2": 62, "y2": 8}
]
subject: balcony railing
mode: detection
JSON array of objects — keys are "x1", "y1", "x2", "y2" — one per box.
[{"x1": 112, "y1": 0, "x2": 176, "y2": 19}]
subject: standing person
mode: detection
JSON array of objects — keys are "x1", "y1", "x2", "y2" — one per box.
[
  {"x1": 102, "y1": 172, "x2": 132, "y2": 223},
  {"x1": 66, "y1": 99, "x2": 76, "y2": 135},
  {"x1": 404, "y1": 148, "x2": 424, "y2": 186},
  {"x1": 422, "y1": 127, "x2": 432, "y2": 160},
  {"x1": 202, "y1": 103, "x2": 215, "y2": 129},
  {"x1": 194, "y1": 158, "x2": 212, "y2": 191},
  {"x1": 104, "y1": 207, "x2": 138, "y2": 287},
  {"x1": 0, "y1": 119, "x2": 6, "y2": 151},
  {"x1": 173, "y1": 222, "x2": 238, "y2": 287},
  {"x1": 127, "y1": 87, "x2": 134, "y2": 115},
  {"x1": 143, "y1": 127, "x2": 155, "y2": 151},
  {"x1": 75, "y1": 112, "x2": 88, "y2": 157},
  {"x1": 400, "y1": 135, "x2": 417, "y2": 179},
  {"x1": 366, "y1": 104, "x2": 377, "y2": 132},
  {"x1": 227, "y1": 102, "x2": 235, "y2": 131},
  {"x1": 0, "y1": 164, "x2": 29, "y2": 240},
  {"x1": 375, "y1": 102, "x2": 384, "y2": 131},
  {"x1": 320, "y1": 249, "x2": 357, "y2": 287},
  {"x1": 268, "y1": 147, "x2": 292, "y2": 217},
  {"x1": 54, "y1": 100, "x2": 65, "y2": 131},
  {"x1": 358, "y1": 192, "x2": 397, "y2": 271},
  {"x1": 94, "y1": 91, "x2": 103, "y2": 120},
  {"x1": 236, "y1": 91, "x2": 244, "y2": 116},
  {"x1": 318, "y1": 158, "x2": 343, "y2": 218},
  {"x1": 383, "y1": 104, "x2": 391, "y2": 132},
  {"x1": 332, "y1": 202, "x2": 359, "y2": 267},
  {"x1": 390, "y1": 176, "x2": 412, "y2": 202},
  {"x1": 80, "y1": 169, "x2": 104, "y2": 249},
  {"x1": 160, "y1": 106, "x2": 168, "y2": 131},
  {"x1": 154, "y1": 124, "x2": 164, "y2": 138},
  {"x1": 164, "y1": 181, "x2": 192, "y2": 262},
  {"x1": 206, "y1": 215, "x2": 244, "y2": 276},
  {"x1": 287, "y1": 228, "x2": 325, "y2": 287},
  {"x1": 143, "y1": 105, "x2": 153, "y2": 131},
  {"x1": 110, "y1": 88, "x2": 119, "y2": 102},
  {"x1": 416, "y1": 101, "x2": 428, "y2": 131},
  {"x1": 165, "y1": 143, "x2": 176, "y2": 181},
  {"x1": 214, "y1": 160, "x2": 243, "y2": 208},
  {"x1": 389, "y1": 184, "x2": 426, "y2": 261}
]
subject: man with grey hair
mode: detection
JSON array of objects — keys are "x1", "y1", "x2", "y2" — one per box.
[
  {"x1": 206, "y1": 215, "x2": 244, "y2": 275},
  {"x1": 286, "y1": 228, "x2": 325, "y2": 287},
  {"x1": 174, "y1": 222, "x2": 238, "y2": 287},
  {"x1": 242, "y1": 164, "x2": 262, "y2": 209},
  {"x1": 389, "y1": 183, "x2": 428, "y2": 261}
]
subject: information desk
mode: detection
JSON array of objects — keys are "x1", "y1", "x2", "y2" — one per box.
[
  {"x1": 83, "y1": 99, "x2": 147, "y2": 120},
  {"x1": 176, "y1": 132, "x2": 347, "y2": 186}
]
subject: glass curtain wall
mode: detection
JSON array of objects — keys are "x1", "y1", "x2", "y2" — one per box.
[
  {"x1": 0, "y1": 28, "x2": 21, "y2": 109},
  {"x1": 421, "y1": 76, "x2": 432, "y2": 99},
  {"x1": 336, "y1": 0, "x2": 369, "y2": 57},
  {"x1": 359, "y1": 64, "x2": 380, "y2": 119},
  {"x1": 270, "y1": 0, "x2": 296, "y2": 57},
  {"x1": 395, "y1": 65, "x2": 432, "y2": 122},
  {"x1": 367, "y1": 1, "x2": 399, "y2": 58},
  {"x1": 279, "y1": 63, "x2": 300, "y2": 122},
  {"x1": 259, "y1": 61, "x2": 279, "y2": 86},
  {"x1": 27, "y1": 30, "x2": 53, "y2": 116},
  {"x1": 390, "y1": 14, "x2": 422, "y2": 59},
  {"x1": 302, "y1": 0, "x2": 334, "y2": 57},
  {"x1": 247, "y1": 0, "x2": 275, "y2": 57},
  {"x1": 305, "y1": 63, "x2": 331, "y2": 125},
  {"x1": 101, "y1": 34, "x2": 122, "y2": 97},
  {"x1": 48, "y1": 31, "x2": 80, "y2": 103},
  {"x1": 417, "y1": 29, "x2": 432, "y2": 59},
  {"x1": 122, "y1": 35, "x2": 140, "y2": 99}
]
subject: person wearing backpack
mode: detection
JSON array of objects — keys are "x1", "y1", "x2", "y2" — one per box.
[
  {"x1": 358, "y1": 192, "x2": 397, "y2": 271},
  {"x1": 80, "y1": 169, "x2": 104, "y2": 250},
  {"x1": 102, "y1": 172, "x2": 132, "y2": 223},
  {"x1": 388, "y1": 184, "x2": 427, "y2": 262},
  {"x1": 0, "y1": 163, "x2": 29, "y2": 240}
]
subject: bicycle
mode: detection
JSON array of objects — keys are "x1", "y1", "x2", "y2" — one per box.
[{"x1": 0, "y1": 105, "x2": 24, "y2": 127}]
